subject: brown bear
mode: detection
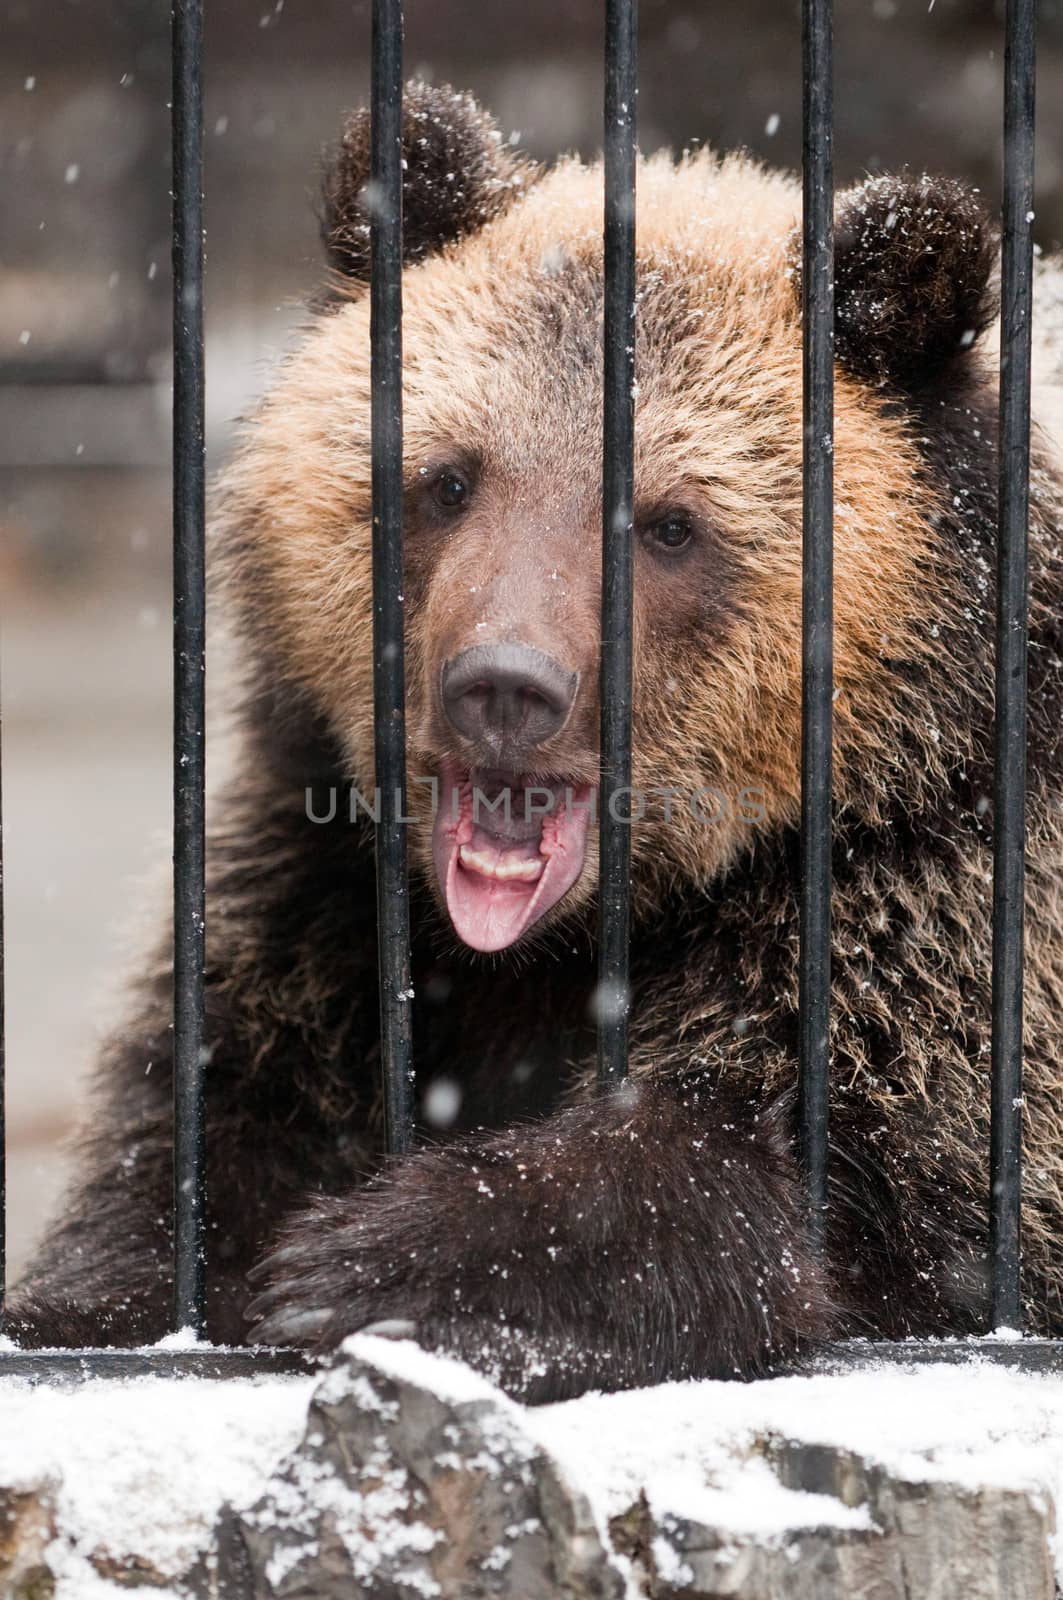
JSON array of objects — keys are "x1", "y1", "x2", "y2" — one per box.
[{"x1": 10, "y1": 83, "x2": 1063, "y2": 1403}]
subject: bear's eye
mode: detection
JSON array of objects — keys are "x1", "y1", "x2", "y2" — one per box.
[
  {"x1": 431, "y1": 468, "x2": 471, "y2": 512},
  {"x1": 644, "y1": 514, "x2": 694, "y2": 554}
]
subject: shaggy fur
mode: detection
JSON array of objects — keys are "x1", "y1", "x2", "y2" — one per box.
[
  {"x1": 9, "y1": 85, "x2": 1063, "y2": 1402},
  {"x1": 831, "y1": 172, "x2": 998, "y2": 387},
  {"x1": 321, "y1": 79, "x2": 536, "y2": 282}
]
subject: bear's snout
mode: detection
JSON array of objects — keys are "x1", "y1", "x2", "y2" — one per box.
[{"x1": 440, "y1": 642, "x2": 579, "y2": 769}]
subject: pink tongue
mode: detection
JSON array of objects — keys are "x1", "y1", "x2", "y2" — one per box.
[{"x1": 432, "y1": 780, "x2": 591, "y2": 953}]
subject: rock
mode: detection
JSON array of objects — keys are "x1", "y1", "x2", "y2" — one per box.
[
  {"x1": 2, "y1": 1355, "x2": 1062, "y2": 1598},
  {"x1": 615, "y1": 1438, "x2": 1058, "y2": 1600},
  {"x1": 771, "y1": 1439, "x2": 1057, "y2": 1600},
  {"x1": 0, "y1": 1485, "x2": 56, "y2": 1600},
  {"x1": 236, "y1": 1337, "x2": 623, "y2": 1600}
]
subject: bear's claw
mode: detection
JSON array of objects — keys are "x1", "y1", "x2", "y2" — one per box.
[{"x1": 356, "y1": 1318, "x2": 419, "y2": 1341}]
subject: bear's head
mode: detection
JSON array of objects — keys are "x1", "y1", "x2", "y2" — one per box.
[{"x1": 218, "y1": 83, "x2": 998, "y2": 955}]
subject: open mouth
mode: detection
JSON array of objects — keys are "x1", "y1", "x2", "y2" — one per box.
[{"x1": 432, "y1": 764, "x2": 593, "y2": 952}]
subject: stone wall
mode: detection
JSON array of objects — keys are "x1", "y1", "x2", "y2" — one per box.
[{"x1": 3, "y1": 1339, "x2": 1062, "y2": 1599}]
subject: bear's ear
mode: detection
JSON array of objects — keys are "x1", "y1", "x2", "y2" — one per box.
[
  {"x1": 828, "y1": 174, "x2": 998, "y2": 389},
  {"x1": 321, "y1": 81, "x2": 537, "y2": 281}
]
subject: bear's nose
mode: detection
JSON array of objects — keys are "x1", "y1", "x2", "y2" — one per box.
[{"x1": 441, "y1": 643, "x2": 578, "y2": 762}]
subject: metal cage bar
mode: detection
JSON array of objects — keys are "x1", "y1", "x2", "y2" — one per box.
[
  {"x1": 989, "y1": 0, "x2": 1037, "y2": 1332},
  {"x1": 371, "y1": 0, "x2": 415, "y2": 1155},
  {"x1": 597, "y1": 0, "x2": 638, "y2": 1090},
  {"x1": 0, "y1": 0, "x2": 1060, "y2": 1389},
  {"x1": 819, "y1": 1338, "x2": 1063, "y2": 1373},
  {"x1": 171, "y1": 0, "x2": 208, "y2": 1337},
  {"x1": 797, "y1": 0, "x2": 834, "y2": 1238},
  {"x1": 0, "y1": 1347, "x2": 317, "y2": 1385},
  {"x1": 0, "y1": 700, "x2": 6, "y2": 1327}
]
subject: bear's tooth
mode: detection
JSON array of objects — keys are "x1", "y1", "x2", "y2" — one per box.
[{"x1": 458, "y1": 844, "x2": 543, "y2": 883}]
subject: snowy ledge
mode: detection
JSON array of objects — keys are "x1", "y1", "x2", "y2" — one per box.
[{"x1": 2, "y1": 1338, "x2": 1062, "y2": 1600}]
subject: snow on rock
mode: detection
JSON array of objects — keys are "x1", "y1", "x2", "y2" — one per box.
[
  {"x1": 238, "y1": 1334, "x2": 621, "y2": 1600},
  {"x1": 3, "y1": 1345, "x2": 1063, "y2": 1598},
  {"x1": 529, "y1": 1361, "x2": 1063, "y2": 1598},
  {"x1": 0, "y1": 1370, "x2": 315, "y2": 1597},
  {"x1": 530, "y1": 1359, "x2": 1063, "y2": 1518}
]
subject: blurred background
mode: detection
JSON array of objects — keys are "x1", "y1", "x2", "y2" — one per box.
[{"x1": 3, "y1": 0, "x2": 1062, "y2": 1281}]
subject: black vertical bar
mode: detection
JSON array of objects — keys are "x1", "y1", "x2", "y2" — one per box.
[
  {"x1": 0, "y1": 699, "x2": 6, "y2": 1328},
  {"x1": 598, "y1": 0, "x2": 637, "y2": 1090},
  {"x1": 798, "y1": 0, "x2": 834, "y2": 1239},
  {"x1": 172, "y1": 0, "x2": 207, "y2": 1335},
  {"x1": 990, "y1": 0, "x2": 1036, "y2": 1332},
  {"x1": 371, "y1": 0, "x2": 414, "y2": 1154}
]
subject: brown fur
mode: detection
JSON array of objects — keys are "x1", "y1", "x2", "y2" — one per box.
[
  {"x1": 224, "y1": 143, "x2": 957, "y2": 903},
  {"x1": 10, "y1": 85, "x2": 1063, "y2": 1401},
  {"x1": 321, "y1": 79, "x2": 537, "y2": 283}
]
